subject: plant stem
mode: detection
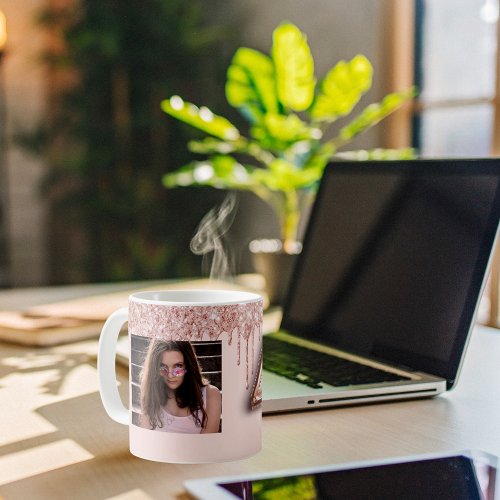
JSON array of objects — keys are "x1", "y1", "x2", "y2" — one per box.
[
  {"x1": 282, "y1": 189, "x2": 299, "y2": 252},
  {"x1": 238, "y1": 139, "x2": 276, "y2": 166}
]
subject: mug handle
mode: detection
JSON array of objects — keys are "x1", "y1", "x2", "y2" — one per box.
[{"x1": 97, "y1": 307, "x2": 129, "y2": 425}]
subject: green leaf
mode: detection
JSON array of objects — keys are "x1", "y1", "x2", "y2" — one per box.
[
  {"x1": 310, "y1": 54, "x2": 373, "y2": 122},
  {"x1": 188, "y1": 138, "x2": 238, "y2": 155},
  {"x1": 251, "y1": 159, "x2": 320, "y2": 191},
  {"x1": 336, "y1": 87, "x2": 417, "y2": 144},
  {"x1": 163, "y1": 156, "x2": 321, "y2": 194},
  {"x1": 161, "y1": 96, "x2": 240, "y2": 141},
  {"x1": 188, "y1": 137, "x2": 275, "y2": 166},
  {"x1": 334, "y1": 147, "x2": 417, "y2": 161},
  {"x1": 162, "y1": 156, "x2": 251, "y2": 190},
  {"x1": 272, "y1": 23, "x2": 316, "y2": 111},
  {"x1": 225, "y1": 47, "x2": 279, "y2": 123},
  {"x1": 263, "y1": 113, "x2": 321, "y2": 143},
  {"x1": 249, "y1": 113, "x2": 322, "y2": 153},
  {"x1": 303, "y1": 142, "x2": 336, "y2": 172}
]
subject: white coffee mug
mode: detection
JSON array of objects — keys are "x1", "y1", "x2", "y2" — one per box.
[{"x1": 98, "y1": 289, "x2": 263, "y2": 463}]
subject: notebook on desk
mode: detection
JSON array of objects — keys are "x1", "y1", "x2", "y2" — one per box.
[{"x1": 262, "y1": 158, "x2": 500, "y2": 413}]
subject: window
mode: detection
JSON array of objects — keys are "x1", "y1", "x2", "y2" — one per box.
[
  {"x1": 413, "y1": 0, "x2": 499, "y2": 158},
  {"x1": 384, "y1": 0, "x2": 500, "y2": 326}
]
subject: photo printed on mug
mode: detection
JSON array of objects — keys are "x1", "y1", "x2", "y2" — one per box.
[
  {"x1": 131, "y1": 336, "x2": 223, "y2": 434},
  {"x1": 129, "y1": 295, "x2": 263, "y2": 438}
]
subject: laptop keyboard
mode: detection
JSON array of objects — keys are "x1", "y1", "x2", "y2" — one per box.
[{"x1": 263, "y1": 335, "x2": 411, "y2": 389}]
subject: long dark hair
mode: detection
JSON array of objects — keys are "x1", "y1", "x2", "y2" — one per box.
[{"x1": 140, "y1": 340, "x2": 208, "y2": 430}]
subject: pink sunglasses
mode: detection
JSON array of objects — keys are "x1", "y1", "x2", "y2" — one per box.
[{"x1": 159, "y1": 365, "x2": 187, "y2": 377}]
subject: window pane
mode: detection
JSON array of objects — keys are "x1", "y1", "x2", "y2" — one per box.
[
  {"x1": 419, "y1": 104, "x2": 494, "y2": 157},
  {"x1": 420, "y1": 0, "x2": 498, "y2": 102}
]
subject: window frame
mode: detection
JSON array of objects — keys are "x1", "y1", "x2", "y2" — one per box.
[{"x1": 382, "y1": 0, "x2": 500, "y2": 326}]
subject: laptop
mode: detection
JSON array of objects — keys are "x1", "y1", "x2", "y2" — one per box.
[{"x1": 262, "y1": 158, "x2": 500, "y2": 413}]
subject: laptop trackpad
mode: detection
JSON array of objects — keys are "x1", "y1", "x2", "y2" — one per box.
[{"x1": 262, "y1": 369, "x2": 339, "y2": 399}]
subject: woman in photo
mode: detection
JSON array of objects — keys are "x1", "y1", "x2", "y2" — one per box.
[{"x1": 139, "y1": 339, "x2": 222, "y2": 433}]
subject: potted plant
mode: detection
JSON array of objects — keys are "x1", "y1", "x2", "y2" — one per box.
[{"x1": 161, "y1": 22, "x2": 415, "y2": 302}]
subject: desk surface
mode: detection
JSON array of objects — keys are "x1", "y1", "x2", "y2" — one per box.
[{"x1": 1, "y1": 283, "x2": 500, "y2": 499}]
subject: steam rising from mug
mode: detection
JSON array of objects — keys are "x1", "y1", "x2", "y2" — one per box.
[{"x1": 190, "y1": 193, "x2": 237, "y2": 280}]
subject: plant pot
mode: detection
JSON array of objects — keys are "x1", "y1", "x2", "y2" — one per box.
[{"x1": 249, "y1": 239, "x2": 301, "y2": 306}]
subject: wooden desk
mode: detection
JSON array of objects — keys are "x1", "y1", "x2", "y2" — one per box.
[{"x1": 0, "y1": 285, "x2": 500, "y2": 499}]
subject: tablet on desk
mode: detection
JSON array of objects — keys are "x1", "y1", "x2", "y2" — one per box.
[{"x1": 184, "y1": 450, "x2": 499, "y2": 500}]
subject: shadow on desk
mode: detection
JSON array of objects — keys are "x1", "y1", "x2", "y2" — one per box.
[
  {"x1": 0, "y1": 342, "x2": 194, "y2": 499},
  {"x1": 0, "y1": 348, "x2": 95, "y2": 396},
  {"x1": 0, "y1": 391, "x2": 193, "y2": 499},
  {"x1": 0, "y1": 387, "x2": 461, "y2": 500}
]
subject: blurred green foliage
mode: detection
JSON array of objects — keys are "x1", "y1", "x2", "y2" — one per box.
[
  {"x1": 32, "y1": 0, "x2": 233, "y2": 283},
  {"x1": 252, "y1": 474, "x2": 317, "y2": 499},
  {"x1": 162, "y1": 22, "x2": 416, "y2": 251}
]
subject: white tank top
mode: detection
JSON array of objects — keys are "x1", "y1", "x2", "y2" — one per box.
[{"x1": 158, "y1": 385, "x2": 207, "y2": 434}]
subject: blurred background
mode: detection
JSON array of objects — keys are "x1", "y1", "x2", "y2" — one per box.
[{"x1": 0, "y1": 0, "x2": 498, "y2": 302}]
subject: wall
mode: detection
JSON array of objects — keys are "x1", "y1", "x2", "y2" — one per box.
[
  {"x1": 1, "y1": 0, "x2": 390, "y2": 285},
  {"x1": 1, "y1": 0, "x2": 47, "y2": 287}
]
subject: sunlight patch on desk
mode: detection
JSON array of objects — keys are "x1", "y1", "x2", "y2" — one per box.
[
  {"x1": 0, "y1": 410, "x2": 57, "y2": 448},
  {"x1": 0, "y1": 381, "x2": 59, "y2": 447},
  {"x1": 1, "y1": 353, "x2": 67, "y2": 370},
  {"x1": 57, "y1": 364, "x2": 99, "y2": 396},
  {"x1": 1, "y1": 350, "x2": 100, "y2": 398},
  {"x1": 107, "y1": 489, "x2": 155, "y2": 500},
  {"x1": 1, "y1": 370, "x2": 62, "y2": 398},
  {"x1": 0, "y1": 439, "x2": 94, "y2": 486}
]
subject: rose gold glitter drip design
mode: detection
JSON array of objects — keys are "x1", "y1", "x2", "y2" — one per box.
[{"x1": 129, "y1": 300, "x2": 263, "y2": 388}]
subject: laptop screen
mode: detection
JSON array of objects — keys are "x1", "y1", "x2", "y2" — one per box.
[{"x1": 282, "y1": 159, "x2": 500, "y2": 386}]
